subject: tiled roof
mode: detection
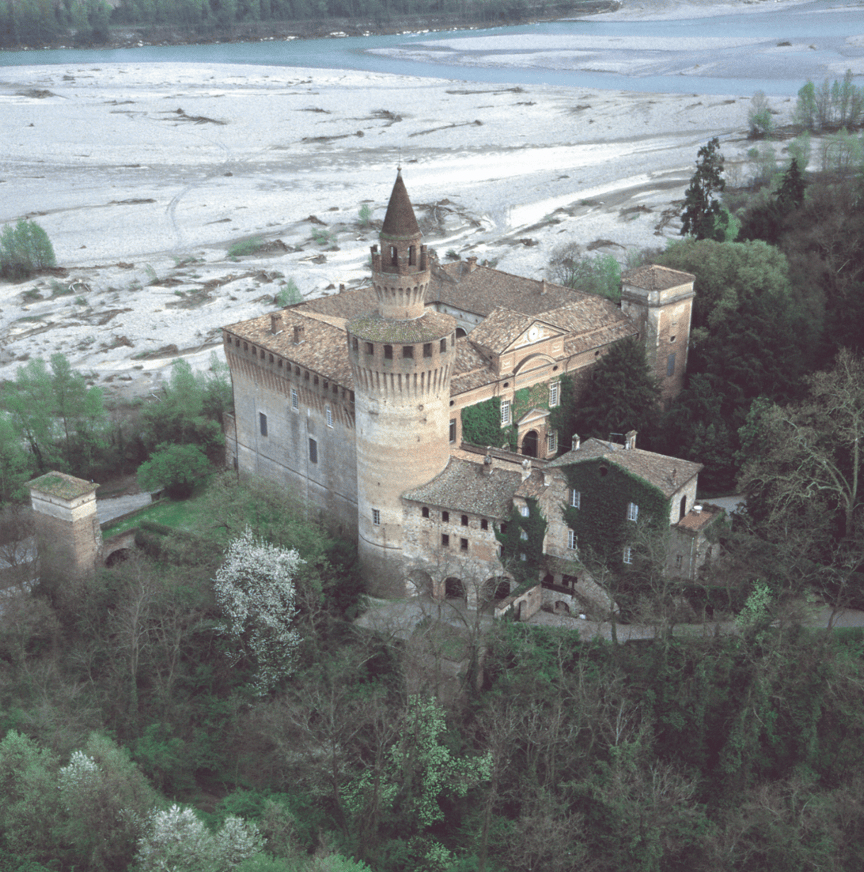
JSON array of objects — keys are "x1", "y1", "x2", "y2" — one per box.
[
  {"x1": 677, "y1": 505, "x2": 723, "y2": 532},
  {"x1": 515, "y1": 468, "x2": 547, "y2": 500},
  {"x1": 548, "y1": 437, "x2": 702, "y2": 498},
  {"x1": 429, "y1": 263, "x2": 580, "y2": 317},
  {"x1": 225, "y1": 309, "x2": 354, "y2": 388},
  {"x1": 468, "y1": 307, "x2": 539, "y2": 354},
  {"x1": 403, "y1": 457, "x2": 522, "y2": 519},
  {"x1": 451, "y1": 338, "x2": 496, "y2": 394},
  {"x1": 299, "y1": 286, "x2": 377, "y2": 321},
  {"x1": 622, "y1": 264, "x2": 695, "y2": 291},
  {"x1": 381, "y1": 171, "x2": 420, "y2": 239},
  {"x1": 347, "y1": 310, "x2": 454, "y2": 343}
]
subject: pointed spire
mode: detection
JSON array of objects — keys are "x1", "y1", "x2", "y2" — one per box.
[{"x1": 381, "y1": 169, "x2": 420, "y2": 239}]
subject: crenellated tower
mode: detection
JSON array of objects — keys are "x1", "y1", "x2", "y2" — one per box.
[{"x1": 347, "y1": 171, "x2": 456, "y2": 596}]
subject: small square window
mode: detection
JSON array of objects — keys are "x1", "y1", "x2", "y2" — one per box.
[
  {"x1": 570, "y1": 489, "x2": 581, "y2": 509},
  {"x1": 259, "y1": 412, "x2": 268, "y2": 436},
  {"x1": 623, "y1": 546, "x2": 633, "y2": 565},
  {"x1": 372, "y1": 509, "x2": 381, "y2": 526},
  {"x1": 402, "y1": 345, "x2": 413, "y2": 359},
  {"x1": 627, "y1": 502, "x2": 639, "y2": 522},
  {"x1": 365, "y1": 342, "x2": 374, "y2": 355},
  {"x1": 460, "y1": 538, "x2": 468, "y2": 552},
  {"x1": 291, "y1": 389, "x2": 299, "y2": 411},
  {"x1": 309, "y1": 438, "x2": 318, "y2": 464},
  {"x1": 422, "y1": 507, "x2": 430, "y2": 519},
  {"x1": 384, "y1": 345, "x2": 393, "y2": 360},
  {"x1": 500, "y1": 522, "x2": 508, "y2": 534},
  {"x1": 461, "y1": 515, "x2": 468, "y2": 527},
  {"x1": 520, "y1": 505, "x2": 529, "y2": 518},
  {"x1": 326, "y1": 406, "x2": 333, "y2": 428},
  {"x1": 520, "y1": 530, "x2": 528, "y2": 541},
  {"x1": 568, "y1": 529, "x2": 577, "y2": 551},
  {"x1": 480, "y1": 519, "x2": 488, "y2": 531},
  {"x1": 423, "y1": 343, "x2": 432, "y2": 358},
  {"x1": 520, "y1": 553, "x2": 527, "y2": 562},
  {"x1": 442, "y1": 533, "x2": 450, "y2": 547},
  {"x1": 442, "y1": 511, "x2": 449, "y2": 523}
]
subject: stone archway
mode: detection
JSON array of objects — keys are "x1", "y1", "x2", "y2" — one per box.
[
  {"x1": 521, "y1": 430, "x2": 539, "y2": 458},
  {"x1": 445, "y1": 576, "x2": 465, "y2": 600},
  {"x1": 482, "y1": 576, "x2": 511, "y2": 602},
  {"x1": 406, "y1": 569, "x2": 435, "y2": 598}
]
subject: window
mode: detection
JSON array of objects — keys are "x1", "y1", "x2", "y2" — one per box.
[
  {"x1": 520, "y1": 530, "x2": 528, "y2": 541},
  {"x1": 549, "y1": 381, "x2": 560, "y2": 407},
  {"x1": 520, "y1": 505, "x2": 529, "y2": 518},
  {"x1": 442, "y1": 511, "x2": 449, "y2": 523},
  {"x1": 570, "y1": 489, "x2": 581, "y2": 509},
  {"x1": 424, "y1": 343, "x2": 432, "y2": 358},
  {"x1": 500, "y1": 400, "x2": 511, "y2": 426},
  {"x1": 623, "y1": 546, "x2": 633, "y2": 565},
  {"x1": 352, "y1": 337, "x2": 359, "y2": 351},
  {"x1": 409, "y1": 245, "x2": 416, "y2": 265},
  {"x1": 365, "y1": 342, "x2": 374, "y2": 355},
  {"x1": 326, "y1": 405, "x2": 333, "y2": 428},
  {"x1": 259, "y1": 412, "x2": 268, "y2": 436},
  {"x1": 480, "y1": 519, "x2": 488, "y2": 531},
  {"x1": 461, "y1": 515, "x2": 468, "y2": 527},
  {"x1": 440, "y1": 338, "x2": 447, "y2": 352},
  {"x1": 568, "y1": 529, "x2": 577, "y2": 551},
  {"x1": 291, "y1": 389, "x2": 299, "y2": 411},
  {"x1": 520, "y1": 553, "x2": 527, "y2": 562},
  {"x1": 675, "y1": 553, "x2": 683, "y2": 568},
  {"x1": 667, "y1": 352, "x2": 676, "y2": 377},
  {"x1": 402, "y1": 345, "x2": 413, "y2": 359},
  {"x1": 309, "y1": 438, "x2": 318, "y2": 464},
  {"x1": 547, "y1": 430, "x2": 558, "y2": 454},
  {"x1": 384, "y1": 345, "x2": 393, "y2": 360},
  {"x1": 372, "y1": 509, "x2": 381, "y2": 526},
  {"x1": 449, "y1": 420, "x2": 456, "y2": 443},
  {"x1": 442, "y1": 533, "x2": 450, "y2": 547},
  {"x1": 627, "y1": 502, "x2": 639, "y2": 522},
  {"x1": 460, "y1": 538, "x2": 468, "y2": 552}
]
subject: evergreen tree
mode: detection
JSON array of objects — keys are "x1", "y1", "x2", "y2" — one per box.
[
  {"x1": 680, "y1": 137, "x2": 726, "y2": 240},
  {"x1": 776, "y1": 157, "x2": 806, "y2": 211},
  {"x1": 575, "y1": 337, "x2": 660, "y2": 443}
]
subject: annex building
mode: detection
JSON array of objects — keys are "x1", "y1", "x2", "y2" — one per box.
[{"x1": 223, "y1": 172, "x2": 719, "y2": 608}]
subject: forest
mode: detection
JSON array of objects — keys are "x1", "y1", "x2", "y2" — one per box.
[{"x1": 0, "y1": 75, "x2": 863, "y2": 870}]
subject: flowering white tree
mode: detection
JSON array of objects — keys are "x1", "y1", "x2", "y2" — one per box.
[
  {"x1": 213, "y1": 527, "x2": 303, "y2": 693},
  {"x1": 135, "y1": 804, "x2": 263, "y2": 872}
]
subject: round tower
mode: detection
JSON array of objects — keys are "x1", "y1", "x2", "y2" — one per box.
[{"x1": 347, "y1": 171, "x2": 456, "y2": 596}]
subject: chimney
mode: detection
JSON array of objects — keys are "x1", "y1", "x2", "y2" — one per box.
[
  {"x1": 571, "y1": 434, "x2": 581, "y2": 452},
  {"x1": 466, "y1": 256, "x2": 478, "y2": 272},
  {"x1": 339, "y1": 283, "x2": 345, "y2": 293},
  {"x1": 293, "y1": 324, "x2": 304, "y2": 345},
  {"x1": 521, "y1": 458, "x2": 531, "y2": 482},
  {"x1": 482, "y1": 447, "x2": 493, "y2": 475},
  {"x1": 270, "y1": 312, "x2": 283, "y2": 335},
  {"x1": 540, "y1": 278, "x2": 547, "y2": 295},
  {"x1": 625, "y1": 430, "x2": 637, "y2": 450}
]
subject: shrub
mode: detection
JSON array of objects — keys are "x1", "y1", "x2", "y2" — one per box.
[
  {"x1": 0, "y1": 219, "x2": 56, "y2": 280},
  {"x1": 227, "y1": 237, "x2": 264, "y2": 258},
  {"x1": 357, "y1": 203, "x2": 373, "y2": 226},
  {"x1": 275, "y1": 278, "x2": 302, "y2": 307},
  {"x1": 747, "y1": 90, "x2": 774, "y2": 139},
  {"x1": 137, "y1": 443, "x2": 211, "y2": 499}
]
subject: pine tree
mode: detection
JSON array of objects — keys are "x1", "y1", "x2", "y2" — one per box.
[{"x1": 681, "y1": 137, "x2": 726, "y2": 240}]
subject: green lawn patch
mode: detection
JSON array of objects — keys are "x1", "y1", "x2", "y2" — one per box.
[{"x1": 102, "y1": 495, "x2": 209, "y2": 538}]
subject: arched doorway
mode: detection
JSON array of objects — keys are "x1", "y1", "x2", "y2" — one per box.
[
  {"x1": 521, "y1": 430, "x2": 538, "y2": 458},
  {"x1": 455, "y1": 327, "x2": 467, "y2": 338},
  {"x1": 482, "y1": 576, "x2": 511, "y2": 601}
]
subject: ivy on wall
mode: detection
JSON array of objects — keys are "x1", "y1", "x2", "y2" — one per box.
[
  {"x1": 496, "y1": 497, "x2": 548, "y2": 583},
  {"x1": 461, "y1": 396, "x2": 503, "y2": 447},
  {"x1": 561, "y1": 458, "x2": 669, "y2": 567},
  {"x1": 548, "y1": 373, "x2": 576, "y2": 454}
]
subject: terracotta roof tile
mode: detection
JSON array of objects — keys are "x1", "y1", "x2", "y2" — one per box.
[
  {"x1": 224, "y1": 309, "x2": 354, "y2": 388},
  {"x1": 347, "y1": 310, "x2": 454, "y2": 343},
  {"x1": 403, "y1": 457, "x2": 522, "y2": 519},
  {"x1": 468, "y1": 307, "x2": 538, "y2": 354},
  {"x1": 381, "y1": 171, "x2": 420, "y2": 239},
  {"x1": 677, "y1": 505, "x2": 723, "y2": 532},
  {"x1": 622, "y1": 264, "x2": 695, "y2": 291},
  {"x1": 548, "y1": 437, "x2": 702, "y2": 498}
]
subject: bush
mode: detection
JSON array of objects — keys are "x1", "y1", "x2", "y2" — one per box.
[
  {"x1": 547, "y1": 245, "x2": 621, "y2": 301},
  {"x1": 275, "y1": 279, "x2": 302, "y2": 307},
  {"x1": 137, "y1": 444, "x2": 211, "y2": 499},
  {"x1": 227, "y1": 237, "x2": 264, "y2": 258},
  {"x1": 747, "y1": 90, "x2": 774, "y2": 139},
  {"x1": 0, "y1": 219, "x2": 56, "y2": 280}
]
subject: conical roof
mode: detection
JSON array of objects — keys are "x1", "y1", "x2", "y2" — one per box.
[{"x1": 381, "y1": 170, "x2": 420, "y2": 239}]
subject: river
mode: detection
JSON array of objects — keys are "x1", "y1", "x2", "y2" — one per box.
[{"x1": 1, "y1": 0, "x2": 862, "y2": 96}]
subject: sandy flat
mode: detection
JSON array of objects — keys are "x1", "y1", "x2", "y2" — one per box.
[{"x1": 0, "y1": 2, "x2": 838, "y2": 395}]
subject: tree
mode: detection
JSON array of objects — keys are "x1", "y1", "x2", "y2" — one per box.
[
  {"x1": 747, "y1": 90, "x2": 774, "y2": 139},
  {"x1": 0, "y1": 218, "x2": 55, "y2": 279},
  {"x1": 573, "y1": 336, "x2": 660, "y2": 444},
  {"x1": 137, "y1": 442, "x2": 211, "y2": 499},
  {"x1": 680, "y1": 137, "x2": 726, "y2": 240},
  {"x1": 547, "y1": 245, "x2": 621, "y2": 302},
  {"x1": 214, "y1": 527, "x2": 303, "y2": 694},
  {"x1": 739, "y1": 349, "x2": 864, "y2": 545}
]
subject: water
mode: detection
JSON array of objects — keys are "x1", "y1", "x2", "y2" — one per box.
[{"x1": 0, "y1": 0, "x2": 862, "y2": 96}]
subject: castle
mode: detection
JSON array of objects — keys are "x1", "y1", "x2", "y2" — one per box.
[{"x1": 222, "y1": 172, "x2": 720, "y2": 608}]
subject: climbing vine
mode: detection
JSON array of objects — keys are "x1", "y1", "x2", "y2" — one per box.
[
  {"x1": 496, "y1": 498, "x2": 547, "y2": 583},
  {"x1": 561, "y1": 458, "x2": 669, "y2": 567}
]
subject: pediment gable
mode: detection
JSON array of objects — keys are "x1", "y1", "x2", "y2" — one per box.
[
  {"x1": 516, "y1": 407, "x2": 550, "y2": 427},
  {"x1": 504, "y1": 318, "x2": 565, "y2": 353}
]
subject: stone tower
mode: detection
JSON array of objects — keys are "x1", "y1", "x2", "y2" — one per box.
[
  {"x1": 347, "y1": 171, "x2": 456, "y2": 596},
  {"x1": 620, "y1": 264, "x2": 696, "y2": 405}
]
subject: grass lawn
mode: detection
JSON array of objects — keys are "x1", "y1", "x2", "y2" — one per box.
[{"x1": 102, "y1": 494, "x2": 209, "y2": 538}]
